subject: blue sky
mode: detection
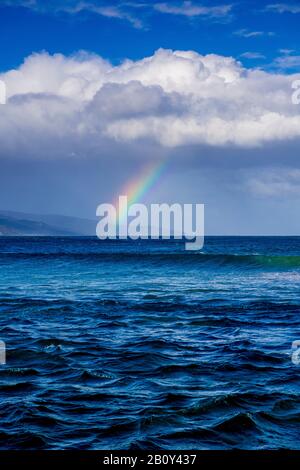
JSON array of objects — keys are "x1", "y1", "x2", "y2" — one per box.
[
  {"x1": 0, "y1": 0, "x2": 299, "y2": 71},
  {"x1": 0, "y1": 1, "x2": 300, "y2": 234}
]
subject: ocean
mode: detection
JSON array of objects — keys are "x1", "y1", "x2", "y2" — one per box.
[{"x1": 0, "y1": 236, "x2": 300, "y2": 450}]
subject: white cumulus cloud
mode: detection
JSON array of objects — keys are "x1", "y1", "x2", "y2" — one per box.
[{"x1": 0, "y1": 48, "x2": 300, "y2": 159}]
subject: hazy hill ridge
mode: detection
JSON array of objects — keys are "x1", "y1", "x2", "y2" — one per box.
[{"x1": 0, "y1": 211, "x2": 96, "y2": 236}]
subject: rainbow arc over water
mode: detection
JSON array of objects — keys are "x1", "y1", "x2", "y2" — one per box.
[{"x1": 115, "y1": 160, "x2": 166, "y2": 225}]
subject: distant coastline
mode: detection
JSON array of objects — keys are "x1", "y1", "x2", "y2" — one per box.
[{"x1": 0, "y1": 211, "x2": 96, "y2": 236}]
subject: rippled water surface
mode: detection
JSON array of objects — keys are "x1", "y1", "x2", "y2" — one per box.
[{"x1": 0, "y1": 236, "x2": 300, "y2": 449}]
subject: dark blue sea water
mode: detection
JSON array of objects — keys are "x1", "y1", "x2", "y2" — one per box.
[{"x1": 0, "y1": 236, "x2": 300, "y2": 450}]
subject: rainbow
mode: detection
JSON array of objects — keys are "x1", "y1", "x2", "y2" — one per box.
[{"x1": 116, "y1": 160, "x2": 166, "y2": 226}]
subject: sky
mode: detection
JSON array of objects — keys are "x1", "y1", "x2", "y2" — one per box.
[{"x1": 0, "y1": 0, "x2": 300, "y2": 234}]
